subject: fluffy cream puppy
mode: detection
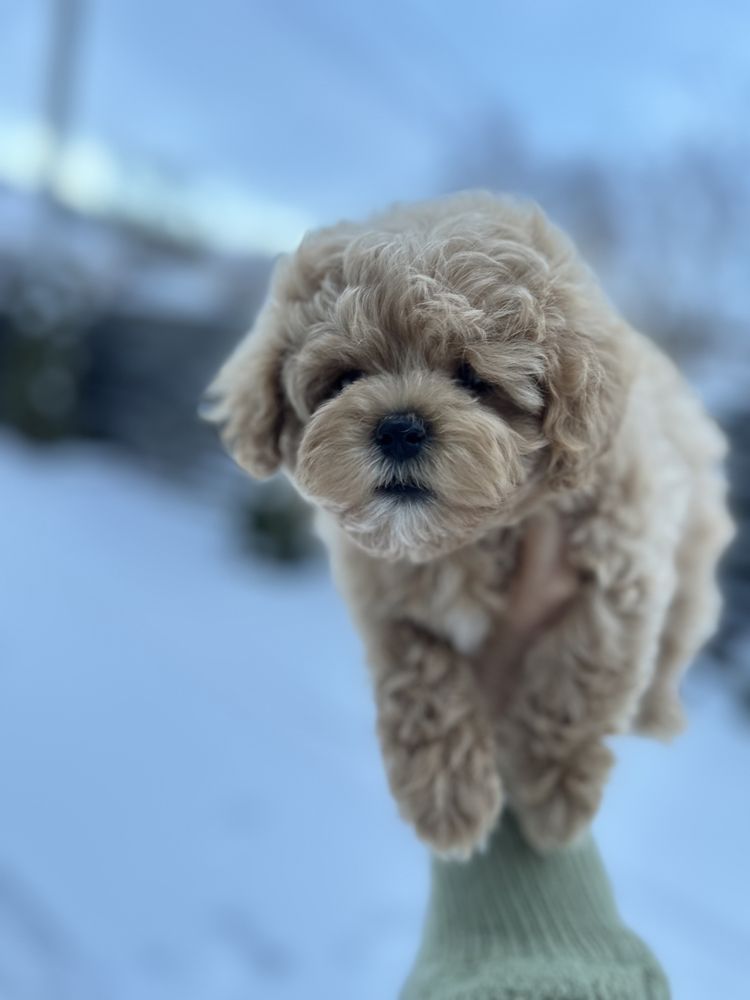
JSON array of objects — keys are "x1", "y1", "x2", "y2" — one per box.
[{"x1": 205, "y1": 192, "x2": 733, "y2": 856}]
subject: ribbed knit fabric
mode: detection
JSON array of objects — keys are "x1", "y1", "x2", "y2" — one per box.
[{"x1": 400, "y1": 813, "x2": 670, "y2": 1000}]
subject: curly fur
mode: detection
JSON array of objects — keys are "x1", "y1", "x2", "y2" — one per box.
[{"x1": 204, "y1": 192, "x2": 734, "y2": 856}]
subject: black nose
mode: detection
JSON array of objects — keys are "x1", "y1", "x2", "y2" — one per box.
[{"x1": 374, "y1": 412, "x2": 429, "y2": 462}]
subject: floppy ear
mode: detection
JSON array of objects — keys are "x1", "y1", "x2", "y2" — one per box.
[
  {"x1": 201, "y1": 225, "x2": 357, "y2": 478},
  {"x1": 542, "y1": 324, "x2": 627, "y2": 492},
  {"x1": 201, "y1": 296, "x2": 288, "y2": 479}
]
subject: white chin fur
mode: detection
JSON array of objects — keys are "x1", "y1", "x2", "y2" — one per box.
[{"x1": 341, "y1": 498, "x2": 466, "y2": 562}]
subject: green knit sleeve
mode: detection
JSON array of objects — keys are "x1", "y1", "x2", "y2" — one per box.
[{"x1": 400, "y1": 813, "x2": 670, "y2": 1000}]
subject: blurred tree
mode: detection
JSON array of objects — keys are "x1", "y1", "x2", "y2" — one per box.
[
  {"x1": 444, "y1": 108, "x2": 530, "y2": 195},
  {"x1": 443, "y1": 108, "x2": 620, "y2": 269},
  {"x1": 0, "y1": 260, "x2": 92, "y2": 441},
  {"x1": 711, "y1": 408, "x2": 750, "y2": 713}
]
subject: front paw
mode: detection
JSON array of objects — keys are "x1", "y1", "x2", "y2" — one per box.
[
  {"x1": 376, "y1": 621, "x2": 503, "y2": 859},
  {"x1": 513, "y1": 741, "x2": 613, "y2": 852},
  {"x1": 389, "y1": 731, "x2": 504, "y2": 860},
  {"x1": 381, "y1": 717, "x2": 503, "y2": 860}
]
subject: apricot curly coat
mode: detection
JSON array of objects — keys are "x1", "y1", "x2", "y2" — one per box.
[{"x1": 205, "y1": 192, "x2": 733, "y2": 856}]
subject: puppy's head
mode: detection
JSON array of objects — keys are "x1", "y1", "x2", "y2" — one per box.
[{"x1": 204, "y1": 193, "x2": 627, "y2": 561}]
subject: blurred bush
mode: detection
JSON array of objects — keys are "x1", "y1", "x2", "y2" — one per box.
[{"x1": 234, "y1": 481, "x2": 317, "y2": 565}]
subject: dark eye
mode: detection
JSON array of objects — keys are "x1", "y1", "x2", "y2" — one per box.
[
  {"x1": 454, "y1": 361, "x2": 532, "y2": 419},
  {"x1": 455, "y1": 362, "x2": 493, "y2": 396},
  {"x1": 324, "y1": 369, "x2": 364, "y2": 401}
]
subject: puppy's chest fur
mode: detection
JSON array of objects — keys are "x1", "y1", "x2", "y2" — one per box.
[{"x1": 327, "y1": 508, "x2": 579, "y2": 661}]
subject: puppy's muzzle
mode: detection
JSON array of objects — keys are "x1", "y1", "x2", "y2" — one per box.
[{"x1": 374, "y1": 412, "x2": 429, "y2": 462}]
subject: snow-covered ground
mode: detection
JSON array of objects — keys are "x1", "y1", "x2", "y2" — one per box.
[{"x1": 0, "y1": 432, "x2": 748, "y2": 999}]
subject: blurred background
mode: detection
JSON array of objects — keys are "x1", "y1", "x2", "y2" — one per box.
[{"x1": 0, "y1": 1, "x2": 748, "y2": 997}]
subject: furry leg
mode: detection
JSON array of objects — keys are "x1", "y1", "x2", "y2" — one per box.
[
  {"x1": 372, "y1": 621, "x2": 503, "y2": 859},
  {"x1": 501, "y1": 566, "x2": 671, "y2": 853}
]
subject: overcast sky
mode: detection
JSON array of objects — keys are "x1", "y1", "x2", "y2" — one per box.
[{"x1": 1, "y1": 0, "x2": 749, "y2": 243}]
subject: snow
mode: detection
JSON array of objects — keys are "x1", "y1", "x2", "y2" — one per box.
[{"x1": 0, "y1": 432, "x2": 747, "y2": 999}]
